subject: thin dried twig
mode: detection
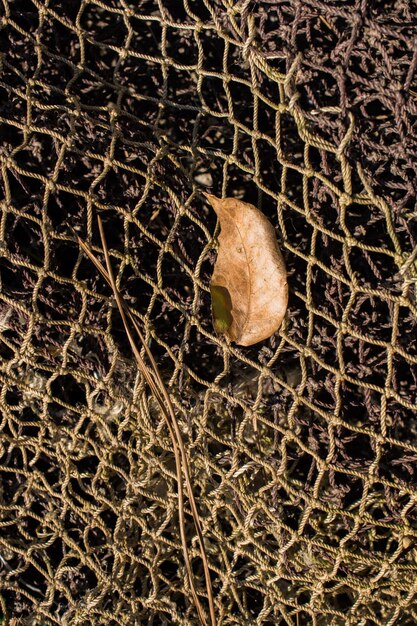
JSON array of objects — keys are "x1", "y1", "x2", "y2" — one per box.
[{"x1": 74, "y1": 218, "x2": 216, "y2": 626}]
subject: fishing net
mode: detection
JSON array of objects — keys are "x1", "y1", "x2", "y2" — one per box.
[{"x1": 1, "y1": 0, "x2": 417, "y2": 624}]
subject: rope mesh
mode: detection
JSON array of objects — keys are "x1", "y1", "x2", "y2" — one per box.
[{"x1": 1, "y1": 1, "x2": 417, "y2": 624}]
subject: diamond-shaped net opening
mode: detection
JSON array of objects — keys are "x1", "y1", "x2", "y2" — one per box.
[{"x1": 1, "y1": 1, "x2": 417, "y2": 625}]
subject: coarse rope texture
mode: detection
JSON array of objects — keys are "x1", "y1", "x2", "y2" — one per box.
[{"x1": 0, "y1": 0, "x2": 417, "y2": 625}]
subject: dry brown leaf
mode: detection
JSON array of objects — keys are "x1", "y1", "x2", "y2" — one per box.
[{"x1": 205, "y1": 193, "x2": 288, "y2": 346}]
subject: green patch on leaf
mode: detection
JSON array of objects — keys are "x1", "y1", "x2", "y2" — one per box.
[{"x1": 210, "y1": 284, "x2": 233, "y2": 334}]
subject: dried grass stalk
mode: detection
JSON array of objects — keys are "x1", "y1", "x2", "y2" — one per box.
[{"x1": 75, "y1": 217, "x2": 216, "y2": 626}]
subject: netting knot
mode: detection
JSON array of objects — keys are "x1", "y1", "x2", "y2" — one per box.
[
  {"x1": 339, "y1": 322, "x2": 348, "y2": 334},
  {"x1": 0, "y1": 155, "x2": 13, "y2": 169},
  {"x1": 339, "y1": 192, "x2": 352, "y2": 207}
]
